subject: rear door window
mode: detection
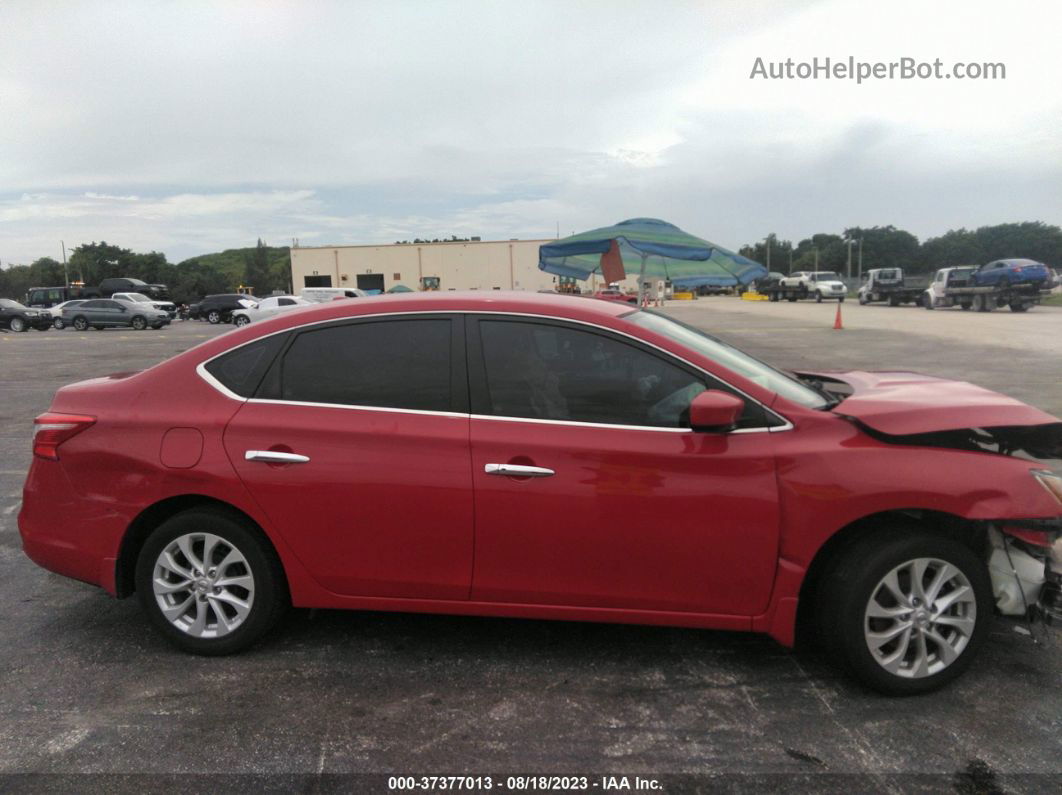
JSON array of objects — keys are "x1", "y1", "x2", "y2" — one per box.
[{"x1": 273, "y1": 318, "x2": 456, "y2": 412}]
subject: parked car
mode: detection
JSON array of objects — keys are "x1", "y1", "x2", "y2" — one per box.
[
  {"x1": 98, "y1": 277, "x2": 169, "y2": 300},
  {"x1": 195, "y1": 294, "x2": 259, "y2": 324},
  {"x1": 111, "y1": 292, "x2": 178, "y2": 319},
  {"x1": 777, "y1": 271, "x2": 848, "y2": 302},
  {"x1": 18, "y1": 293, "x2": 1062, "y2": 694},
  {"x1": 231, "y1": 295, "x2": 313, "y2": 327},
  {"x1": 971, "y1": 259, "x2": 1050, "y2": 289},
  {"x1": 48, "y1": 299, "x2": 89, "y2": 329},
  {"x1": 0, "y1": 299, "x2": 51, "y2": 331},
  {"x1": 300, "y1": 287, "x2": 367, "y2": 303},
  {"x1": 753, "y1": 271, "x2": 785, "y2": 292},
  {"x1": 25, "y1": 285, "x2": 99, "y2": 308},
  {"x1": 592, "y1": 288, "x2": 637, "y2": 304},
  {"x1": 63, "y1": 298, "x2": 171, "y2": 330}
]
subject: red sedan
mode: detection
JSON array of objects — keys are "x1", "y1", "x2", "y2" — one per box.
[
  {"x1": 592, "y1": 288, "x2": 638, "y2": 304},
  {"x1": 19, "y1": 292, "x2": 1062, "y2": 694}
]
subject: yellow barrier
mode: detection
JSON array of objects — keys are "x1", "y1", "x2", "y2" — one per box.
[
  {"x1": 741, "y1": 291, "x2": 769, "y2": 301},
  {"x1": 672, "y1": 292, "x2": 694, "y2": 301}
]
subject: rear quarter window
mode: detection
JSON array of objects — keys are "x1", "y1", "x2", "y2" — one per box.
[{"x1": 203, "y1": 334, "x2": 289, "y2": 398}]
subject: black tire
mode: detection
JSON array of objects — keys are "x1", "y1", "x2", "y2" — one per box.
[
  {"x1": 72, "y1": 316, "x2": 89, "y2": 331},
  {"x1": 135, "y1": 508, "x2": 289, "y2": 655},
  {"x1": 888, "y1": 295, "x2": 900, "y2": 307},
  {"x1": 53, "y1": 318, "x2": 65, "y2": 329},
  {"x1": 10, "y1": 316, "x2": 27, "y2": 332},
  {"x1": 131, "y1": 315, "x2": 147, "y2": 330},
  {"x1": 815, "y1": 291, "x2": 823, "y2": 303},
  {"x1": 817, "y1": 529, "x2": 992, "y2": 695},
  {"x1": 960, "y1": 301, "x2": 972, "y2": 311},
  {"x1": 769, "y1": 293, "x2": 779, "y2": 302},
  {"x1": 1009, "y1": 301, "x2": 1028, "y2": 313},
  {"x1": 234, "y1": 314, "x2": 251, "y2": 327},
  {"x1": 207, "y1": 310, "x2": 221, "y2": 324},
  {"x1": 151, "y1": 323, "x2": 164, "y2": 329},
  {"x1": 787, "y1": 296, "x2": 797, "y2": 302},
  {"x1": 839, "y1": 296, "x2": 845, "y2": 303},
  {"x1": 858, "y1": 294, "x2": 868, "y2": 305},
  {"x1": 924, "y1": 295, "x2": 934, "y2": 310}
]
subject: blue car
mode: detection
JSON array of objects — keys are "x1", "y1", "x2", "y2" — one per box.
[{"x1": 972, "y1": 258, "x2": 1050, "y2": 288}]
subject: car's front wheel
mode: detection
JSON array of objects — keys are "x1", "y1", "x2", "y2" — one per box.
[
  {"x1": 818, "y1": 530, "x2": 992, "y2": 695},
  {"x1": 131, "y1": 315, "x2": 147, "y2": 330},
  {"x1": 10, "y1": 316, "x2": 26, "y2": 332},
  {"x1": 234, "y1": 314, "x2": 251, "y2": 327},
  {"x1": 135, "y1": 509, "x2": 288, "y2": 655},
  {"x1": 72, "y1": 316, "x2": 89, "y2": 331}
]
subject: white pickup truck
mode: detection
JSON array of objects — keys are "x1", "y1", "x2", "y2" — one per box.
[
  {"x1": 111, "y1": 292, "x2": 178, "y2": 318},
  {"x1": 770, "y1": 271, "x2": 847, "y2": 303}
]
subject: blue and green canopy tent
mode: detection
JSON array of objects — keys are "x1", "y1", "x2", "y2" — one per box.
[{"x1": 538, "y1": 218, "x2": 765, "y2": 298}]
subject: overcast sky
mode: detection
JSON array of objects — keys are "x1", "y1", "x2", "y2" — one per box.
[{"x1": 1, "y1": 0, "x2": 1060, "y2": 264}]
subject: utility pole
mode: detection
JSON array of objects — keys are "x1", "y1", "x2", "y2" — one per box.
[
  {"x1": 814, "y1": 247, "x2": 819, "y2": 269},
  {"x1": 788, "y1": 248, "x2": 793, "y2": 274},
  {"x1": 857, "y1": 238, "x2": 864, "y2": 281},
  {"x1": 845, "y1": 238, "x2": 855, "y2": 280},
  {"x1": 765, "y1": 235, "x2": 771, "y2": 271},
  {"x1": 60, "y1": 241, "x2": 69, "y2": 286}
]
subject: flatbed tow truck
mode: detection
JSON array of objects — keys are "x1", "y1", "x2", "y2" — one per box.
[
  {"x1": 924, "y1": 266, "x2": 1050, "y2": 312},
  {"x1": 857, "y1": 268, "x2": 930, "y2": 306}
]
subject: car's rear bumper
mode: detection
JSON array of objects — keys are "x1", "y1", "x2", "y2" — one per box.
[{"x1": 18, "y1": 460, "x2": 121, "y2": 594}]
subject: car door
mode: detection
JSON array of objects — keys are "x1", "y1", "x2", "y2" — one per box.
[
  {"x1": 466, "y1": 316, "x2": 781, "y2": 616},
  {"x1": 221, "y1": 314, "x2": 475, "y2": 599}
]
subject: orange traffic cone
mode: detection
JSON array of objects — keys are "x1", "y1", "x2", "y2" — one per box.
[{"x1": 833, "y1": 303, "x2": 844, "y2": 330}]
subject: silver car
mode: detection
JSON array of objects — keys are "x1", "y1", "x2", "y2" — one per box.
[{"x1": 63, "y1": 298, "x2": 171, "y2": 331}]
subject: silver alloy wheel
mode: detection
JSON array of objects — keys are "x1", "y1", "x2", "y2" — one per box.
[
  {"x1": 152, "y1": 532, "x2": 255, "y2": 638},
  {"x1": 864, "y1": 557, "x2": 976, "y2": 679}
]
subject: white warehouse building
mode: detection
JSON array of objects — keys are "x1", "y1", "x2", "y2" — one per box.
[{"x1": 289, "y1": 238, "x2": 640, "y2": 294}]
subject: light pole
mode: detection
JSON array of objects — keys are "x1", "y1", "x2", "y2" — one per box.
[
  {"x1": 845, "y1": 238, "x2": 855, "y2": 281},
  {"x1": 765, "y1": 235, "x2": 771, "y2": 271},
  {"x1": 857, "y1": 237, "x2": 864, "y2": 281},
  {"x1": 60, "y1": 241, "x2": 70, "y2": 286}
]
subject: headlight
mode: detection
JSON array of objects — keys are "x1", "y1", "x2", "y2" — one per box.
[{"x1": 1033, "y1": 470, "x2": 1062, "y2": 505}]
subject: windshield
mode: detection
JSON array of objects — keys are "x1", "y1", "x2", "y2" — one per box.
[
  {"x1": 624, "y1": 310, "x2": 828, "y2": 409},
  {"x1": 812, "y1": 272, "x2": 840, "y2": 281}
]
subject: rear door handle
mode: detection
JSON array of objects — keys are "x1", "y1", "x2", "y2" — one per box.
[
  {"x1": 484, "y1": 463, "x2": 555, "y2": 478},
  {"x1": 245, "y1": 450, "x2": 310, "y2": 464}
]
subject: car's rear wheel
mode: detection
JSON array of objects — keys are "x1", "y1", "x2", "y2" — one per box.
[
  {"x1": 135, "y1": 509, "x2": 288, "y2": 655},
  {"x1": 10, "y1": 316, "x2": 26, "y2": 332},
  {"x1": 234, "y1": 314, "x2": 251, "y2": 327},
  {"x1": 131, "y1": 315, "x2": 147, "y2": 330},
  {"x1": 72, "y1": 316, "x2": 89, "y2": 331},
  {"x1": 1009, "y1": 301, "x2": 1028, "y2": 313},
  {"x1": 818, "y1": 530, "x2": 992, "y2": 695},
  {"x1": 207, "y1": 310, "x2": 221, "y2": 324}
]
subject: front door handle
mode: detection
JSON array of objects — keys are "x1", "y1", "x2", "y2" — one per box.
[
  {"x1": 245, "y1": 450, "x2": 310, "y2": 464},
  {"x1": 484, "y1": 463, "x2": 555, "y2": 478}
]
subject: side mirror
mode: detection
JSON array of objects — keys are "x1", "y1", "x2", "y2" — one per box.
[{"x1": 689, "y1": 390, "x2": 745, "y2": 432}]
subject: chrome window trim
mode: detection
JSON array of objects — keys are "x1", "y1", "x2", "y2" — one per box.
[{"x1": 195, "y1": 308, "x2": 793, "y2": 433}]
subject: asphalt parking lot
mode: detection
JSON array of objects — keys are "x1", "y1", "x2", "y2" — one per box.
[{"x1": 1, "y1": 303, "x2": 1060, "y2": 792}]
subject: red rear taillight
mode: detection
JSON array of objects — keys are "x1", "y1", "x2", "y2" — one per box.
[{"x1": 33, "y1": 413, "x2": 96, "y2": 461}]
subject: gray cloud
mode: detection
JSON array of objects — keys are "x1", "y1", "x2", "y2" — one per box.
[{"x1": 1, "y1": 0, "x2": 1059, "y2": 264}]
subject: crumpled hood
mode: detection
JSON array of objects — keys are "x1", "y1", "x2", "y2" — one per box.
[{"x1": 795, "y1": 370, "x2": 1060, "y2": 435}]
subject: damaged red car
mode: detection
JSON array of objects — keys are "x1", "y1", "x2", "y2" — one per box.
[{"x1": 19, "y1": 292, "x2": 1062, "y2": 695}]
